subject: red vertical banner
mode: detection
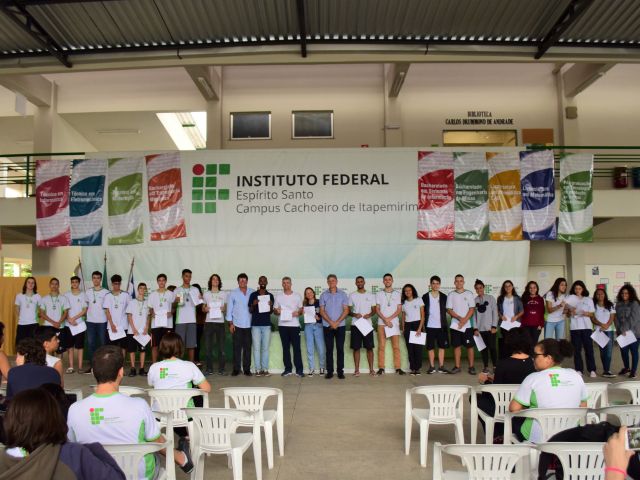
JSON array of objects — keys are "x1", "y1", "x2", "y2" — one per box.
[
  {"x1": 417, "y1": 151, "x2": 455, "y2": 240},
  {"x1": 36, "y1": 160, "x2": 71, "y2": 247},
  {"x1": 146, "y1": 152, "x2": 187, "y2": 241}
]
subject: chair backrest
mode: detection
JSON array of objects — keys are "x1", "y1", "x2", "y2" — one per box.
[
  {"x1": 476, "y1": 384, "x2": 520, "y2": 420},
  {"x1": 148, "y1": 389, "x2": 207, "y2": 426},
  {"x1": 410, "y1": 385, "x2": 470, "y2": 422},
  {"x1": 596, "y1": 405, "x2": 640, "y2": 426},
  {"x1": 510, "y1": 408, "x2": 588, "y2": 443},
  {"x1": 537, "y1": 442, "x2": 605, "y2": 480},
  {"x1": 184, "y1": 408, "x2": 252, "y2": 452},
  {"x1": 585, "y1": 383, "x2": 609, "y2": 409},
  {"x1": 118, "y1": 386, "x2": 147, "y2": 397},
  {"x1": 610, "y1": 381, "x2": 640, "y2": 405},
  {"x1": 433, "y1": 442, "x2": 531, "y2": 480},
  {"x1": 64, "y1": 388, "x2": 83, "y2": 402},
  {"x1": 222, "y1": 387, "x2": 280, "y2": 421},
  {"x1": 103, "y1": 442, "x2": 165, "y2": 480}
]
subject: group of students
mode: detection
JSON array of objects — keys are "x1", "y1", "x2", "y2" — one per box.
[{"x1": 11, "y1": 270, "x2": 640, "y2": 380}]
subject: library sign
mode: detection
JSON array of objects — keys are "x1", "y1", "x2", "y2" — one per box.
[{"x1": 445, "y1": 111, "x2": 515, "y2": 126}]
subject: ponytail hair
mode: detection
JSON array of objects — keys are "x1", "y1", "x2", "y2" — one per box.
[{"x1": 537, "y1": 338, "x2": 574, "y2": 365}]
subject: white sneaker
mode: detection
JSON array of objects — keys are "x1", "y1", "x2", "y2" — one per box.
[
  {"x1": 308, "y1": 370, "x2": 315, "y2": 377},
  {"x1": 590, "y1": 371, "x2": 597, "y2": 378}
]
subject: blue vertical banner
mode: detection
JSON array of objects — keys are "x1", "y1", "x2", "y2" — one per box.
[
  {"x1": 70, "y1": 158, "x2": 106, "y2": 246},
  {"x1": 520, "y1": 150, "x2": 557, "y2": 240}
]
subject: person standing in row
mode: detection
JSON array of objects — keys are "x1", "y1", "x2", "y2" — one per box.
[
  {"x1": 275, "y1": 277, "x2": 304, "y2": 377},
  {"x1": 125, "y1": 282, "x2": 150, "y2": 377},
  {"x1": 615, "y1": 285, "x2": 640, "y2": 379},
  {"x1": 303, "y1": 287, "x2": 325, "y2": 377},
  {"x1": 566, "y1": 280, "x2": 597, "y2": 377},
  {"x1": 497, "y1": 280, "x2": 523, "y2": 358},
  {"x1": 14, "y1": 277, "x2": 40, "y2": 348},
  {"x1": 423, "y1": 275, "x2": 450, "y2": 374},
  {"x1": 39, "y1": 278, "x2": 70, "y2": 355},
  {"x1": 545, "y1": 277, "x2": 568, "y2": 340},
  {"x1": 202, "y1": 273, "x2": 227, "y2": 376},
  {"x1": 147, "y1": 273, "x2": 176, "y2": 364},
  {"x1": 447, "y1": 274, "x2": 476, "y2": 374},
  {"x1": 103, "y1": 274, "x2": 129, "y2": 355},
  {"x1": 320, "y1": 274, "x2": 349, "y2": 380},
  {"x1": 349, "y1": 276, "x2": 375, "y2": 377},
  {"x1": 227, "y1": 273, "x2": 255, "y2": 376},
  {"x1": 375, "y1": 273, "x2": 404, "y2": 375},
  {"x1": 173, "y1": 269, "x2": 200, "y2": 363},
  {"x1": 249, "y1": 275, "x2": 273, "y2": 377},
  {"x1": 473, "y1": 279, "x2": 498, "y2": 374},
  {"x1": 521, "y1": 281, "x2": 545, "y2": 350},
  {"x1": 401, "y1": 283, "x2": 425, "y2": 376},
  {"x1": 63, "y1": 275, "x2": 88, "y2": 374},
  {"x1": 85, "y1": 271, "x2": 109, "y2": 372},
  {"x1": 593, "y1": 287, "x2": 616, "y2": 378}
]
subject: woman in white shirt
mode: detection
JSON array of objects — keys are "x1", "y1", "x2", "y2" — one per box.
[
  {"x1": 593, "y1": 287, "x2": 616, "y2": 378},
  {"x1": 14, "y1": 277, "x2": 41, "y2": 347},
  {"x1": 496, "y1": 280, "x2": 523, "y2": 358},
  {"x1": 401, "y1": 284, "x2": 425, "y2": 376},
  {"x1": 544, "y1": 277, "x2": 568, "y2": 340},
  {"x1": 566, "y1": 280, "x2": 597, "y2": 377}
]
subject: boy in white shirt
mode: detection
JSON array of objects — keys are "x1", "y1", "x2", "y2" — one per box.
[
  {"x1": 173, "y1": 269, "x2": 201, "y2": 362},
  {"x1": 349, "y1": 276, "x2": 376, "y2": 377},
  {"x1": 103, "y1": 274, "x2": 129, "y2": 355},
  {"x1": 39, "y1": 277, "x2": 70, "y2": 355},
  {"x1": 274, "y1": 277, "x2": 304, "y2": 377},
  {"x1": 64, "y1": 275, "x2": 88, "y2": 374},
  {"x1": 375, "y1": 273, "x2": 404, "y2": 375},
  {"x1": 85, "y1": 270, "x2": 110, "y2": 372},
  {"x1": 446, "y1": 274, "x2": 477, "y2": 375},
  {"x1": 126, "y1": 283, "x2": 151, "y2": 377},
  {"x1": 147, "y1": 273, "x2": 176, "y2": 364}
]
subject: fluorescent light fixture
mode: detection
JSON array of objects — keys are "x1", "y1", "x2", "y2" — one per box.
[
  {"x1": 196, "y1": 76, "x2": 216, "y2": 99},
  {"x1": 96, "y1": 128, "x2": 141, "y2": 135},
  {"x1": 157, "y1": 113, "x2": 196, "y2": 150}
]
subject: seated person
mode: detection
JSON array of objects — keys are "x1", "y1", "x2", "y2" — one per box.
[
  {"x1": 0, "y1": 386, "x2": 125, "y2": 479},
  {"x1": 5, "y1": 338, "x2": 61, "y2": 402},
  {"x1": 509, "y1": 338, "x2": 587, "y2": 443},
  {"x1": 67, "y1": 345, "x2": 194, "y2": 479},
  {"x1": 35, "y1": 326, "x2": 65, "y2": 387}
]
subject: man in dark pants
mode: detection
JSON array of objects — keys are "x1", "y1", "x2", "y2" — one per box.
[
  {"x1": 319, "y1": 274, "x2": 350, "y2": 380},
  {"x1": 225, "y1": 273, "x2": 255, "y2": 376}
]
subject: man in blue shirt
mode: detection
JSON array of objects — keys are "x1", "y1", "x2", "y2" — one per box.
[
  {"x1": 319, "y1": 274, "x2": 350, "y2": 379},
  {"x1": 226, "y1": 273, "x2": 255, "y2": 376}
]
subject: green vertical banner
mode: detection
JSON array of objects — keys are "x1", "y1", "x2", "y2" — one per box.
[
  {"x1": 454, "y1": 152, "x2": 489, "y2": 240},
  {"x1": 558, "y1": 153, "x2": 593, "y2": 242},
  {"x1": 107, "y1": 157, "x2": 144, "y2": 245}
]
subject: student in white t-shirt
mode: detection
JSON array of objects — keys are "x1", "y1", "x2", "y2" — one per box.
[
  {"x1": 35, "y1": 326, "x2": 65, "y2": 386},
  {"x1": 39, "y1": 278, "x2": 70, "y2": 355},
  {"x1": 401, "y1": 284, "x2": 425, "y2": 376},
  {"x1": 566, "y1": 280, "x2": 597, "y2": 377},
  {"x1": 446, "y1": 274, "x2": 476, "y2": 375},
  {"x1": 510, "y1": 338, "x2": 587, "y2": 443},
  {"x1": 68, "y1": 345, "x2": 193, "y2": 478},
  {"x1": 147, "y1": 273, "x2": 176, "y2": 364},
  {"x1": 422, "y1": 275, "x2": 451, "y2": 374},
  {"x1": 103, "y1": 274, "x2": 130, "y2": 355},
  {"x1": 274, "y1": 277, "x2": 304, "y2": 377},
  {"x1": 201, "y1": 273, "x2": 227, "y2": 376},
  {"x1": 173, "y1": 269, "x2": 201, "y2": 362},
  {"x1": 349, "y1": 276, "x2": 376, "y2": 377},
  {"x1": 593, "y1": 287, "x2": 616, "y2": 378},
  {"x1": 125, "y1": 283, "x2": 151, "y2": 378},
  {"x1": 14, "y1": 276, "x2": 41, "y2": 346},
  {"x1": 63, "y1": 275, "x2": 88, "y2": 374},
  {"x1": 85, "y1": 270, "x2": 110, "y2": 371},
  {"x1": 375, "y1": 273, "x2": 404, "y2": 375},
  {"x1": 544, "y1": 277, "x2": 568, "y2": 340}
]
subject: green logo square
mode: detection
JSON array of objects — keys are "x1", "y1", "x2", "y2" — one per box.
[
  {"x1": 192, "y1": 177, "x2": 204, "y2": 188},
  {"x1": 205, "y1": 176, "x2": 217, "y2": 188},
  {"x1": 192, "y1": 203, "x2": 204, "y2": 214},
  {"x1": 219, "y1": 189, "x2": 229, "y2": 200},
  {"x1": 89, "y1": 407, "x2": 105, "y2": 425},
  {"x1": 206, "y1": 164, "x2": 217, "y2": 175},
  {"x1": 205, "y1": 202, "x2": 216, "y2": 213},
  {"x1": 205, "y1": 189, "x2": 216, "y2": 200},
  {"x1": 160, "y1": 367, "x2": 169, "y2": 379},
  {"x1": 192, "y1": 190, "x2": 203, "y2": 201},
  {"x1": 219, "y1": 164, "x2": 230, "y2": 175}
]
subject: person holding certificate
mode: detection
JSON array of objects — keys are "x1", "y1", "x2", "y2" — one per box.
[
  {"x1": 593, "y1": 287, "x2": 616, "y2": 378},
  {"x1": 473, "y1": 279, "x2": 499, "y2": 374},
  {"x1": 147, "y1": 273, "x2": 176, "y2": 364},
  {"x1": 320, "y1": 274, "x2": 350, "y2": 380},
  {"x1": 202, "y1": 273, "x2": 227, "y2": 376},
  {"x1": 226, "y1": 273, "x2": 255, "y2": 376},
  {"x1": 274, "y1": 277, "x2": 304, "y2": 377},
  {"x1": 85, "y1": 271, "x2": 110, "y2": 372},
  {"x1": 349, "y1": 276, "x2": 376, "y2": 377},
  {"x1": 39, "y1": 278, "x2": 70, "y2": 354},
  {"x1": 566, "y1": 280, "x2": 597, "y2": 377},
  {"x1": 446, "y1": 274, "x2": 476, "y2": 374},
  {"x1": 103, "y1": 274, "x2": 130, "y2": 355},
  {"x1": 63, "y1": 275, "x2": 88, "y2": 374},
  {"x1": 249, "y1": 276, "x2": 274, "y2": 377},
  {"x1": 614, "y1": 285, "x2": 640, "y2": 379},
  {"x1": 173, "y1": 269, "x2": 201, "y2": 363},
  {"x1": 303, "y1": 287, "x2": 324, "y2": 377},
  {"x1": 375, "y1": 273, "x2": 404, "y2": 376},
  {"x1": 496, "y1": 280, "x2": 523, "y2": 358},
  {"x1": 125, "y1": 282, "x2": 151, "y2": 377},
  {"x1": 401, "y1": 284, "x2": 425, "y2": 376}
]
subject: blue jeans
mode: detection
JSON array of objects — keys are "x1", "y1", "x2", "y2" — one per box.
[
  {"x1": 621, "y1": 341, "x2": 640, "y2": 374},
  {"x1": 86, "y1": 322, "x2": 107, "y2": 358},
  {"x1": 598, "y1": 331, "x2": 615, "y2": 373},
  {"x1": 544, "y1": 320, "x2": 565, "y2": 340},
  {"x1": 251, "y1": 326, "x2": 271, "y2": 371},
  {"x1": 304, "y1": 323, "x2": 326, "y2": 370}
]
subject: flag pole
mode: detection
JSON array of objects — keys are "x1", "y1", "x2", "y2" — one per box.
[
  {"x1": 78, "y1": 257, "x2": 86, "y2": 293},
  {"x1": 126, "y1": 257, "x2": 135, "y2": 294}
]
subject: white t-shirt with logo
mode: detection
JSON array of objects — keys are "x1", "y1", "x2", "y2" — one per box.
[
  {"x1": 427, "y1": 293, "x2": 441, "y2": 329},
  {"x1": 545, "y1": 292, "x2": 566, "y2": 323},
  {"x1": 175, "y1": 286, "x2": 200, "y2": 324},
  {"x1": 274, "y1": 292, "x2": 303, "y2": 327},
  {"x1": 595, "y1": 304, "x2": 616, "y2": 332},
  {"x1": 126, "y1": 298, "x2": 150, "y2": 332},
  {"x1": 446, "y1": 290, "x2": 476, "y2": 331},
  {"x1": 39, "y1": 294, "x2": 70, "y2": 328},
  {"x1": 147, "y1": 358, "x2": 206, "y2": 390},
  {"x1": 203, "y1": 290, "x2": 227, "y2": 323},
  {"x1": 103, "y1": 292, "x2": 130, "y2": 331},
  {"x1": 375, "y1": 290, "x2": 401, "y2": 326},
  {"x1": 147, "y1": 289, "x2": 176, "y2": 329},
  {"x1": 567, "y1": 295, "x2": 595, "y2": 330},
  {"x1": 67, "y1": 392, "x2": 161, "y2": 480},
  {"x1": 514, "y1": 367, "x2": 587, "y2": 443},
  {"x1": 14, "y1": 293, "x2": 41, "y2": 325},
  {"x1": 64, "y1": 291, "x2": 88, "y2": 324},
  {"x1": 502, "y1": 297, "x2": 515, "y2": 320},
  {"x1": 402, "y1": 297, "x2": 424, "y2": 322},
  {"x1": 86, "y1": 288, "x2": 109, "y2": 324},
  {"x1": 349, "y1": 291, "x2": 375, "y2": 318}
]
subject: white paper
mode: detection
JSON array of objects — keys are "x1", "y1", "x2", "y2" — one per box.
[
  {"x1": 134, "y1": 333, "x2": 151, "y2": 347},
  {"x1": 208, "y1": 301, "x2": 222, "y2": 319},
  {"x1": 154, "y1": 310, "x2": 169, "y2": 328},
  {"x1": 280, "y1": 308, "x2": 293, "y2": 321},
  {"x1": 450, "y1": 320, "x2": 465, "y2": 332},
  {"x1": 501, "y1": 320, "x2": 521, "y2": 331},
  {"x1": 565, "y1": 296, "x2": 579, "y2": 309},
  {"x1": 616, "y1": 330, "x2": 638, "y2": 348},
  {"x1": 591, "y1": 328, "x2": 611, "y2": 349},
  {"x1": 353, "y1": 317, "x2": 374, "y2": 336},
  {"x1": 190, "y1": 291, "x2": 203, "y2": 306},
  {"x1": 409, "y1": 331, "x2": 426, "y2": 345},
  {"x1": 108, "y1": 327, "x2": 126, "y2": 341},
  {"x1": 384, "y1": 323, "x2": 400, "y2": 337},
  {"x1": 68, "y1": 320, "x2": 87, "y2": 336},
  {"x1": 258, "y1": 295, "x2": 270, "y2": 313},
  {"x1": 474, "y1": 333, "x2": 487, "y2": 351},
  {"x1": 176, "y1": 292, "x2": 184, "y2": 306},
  {"x1": 303, "y1": 306, "x2": 317, "y2": 324}
]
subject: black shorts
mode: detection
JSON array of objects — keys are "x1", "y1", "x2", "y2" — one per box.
[
  {"x1": 15, "y1": 324, "x2": 38, "y2": 347},
  {"x1": 126, "y1": 334, "x2": 147, "y2": 353},
  {"x1": 57, "y1": 327, "x2": 74, "y2": 352},
  {"x1": 350, "y1": 325, "x2": 374, "y2": 350},
  {"x1": 109, "y1": 335, "x2": 127, "y2": 349},
  {"x1": 152, "y1": 327, "x2": 172, "y2": 347},
  {"x1": 426, "y1": 328, "x2": 449, "y2": 350},
  {"x1": 68, "y1": 328, "x2": 86, "y2": 349},
  {"x1": 450, "y1": 328, "x2": 474, "y2": 348}
]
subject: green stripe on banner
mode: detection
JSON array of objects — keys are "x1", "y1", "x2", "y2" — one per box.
[
  {"x1": 108, "y1": 224, "x2": 144, "y2": 246},
  {"x1": 559, "y1": 171, "x2": 593, "y2": 213},
  {"x1": 558, "y1": 153, "x2": 593, "y2": 243},
  {"x1": 108, "y1": 173, "x2": 143, "y2": 215}
]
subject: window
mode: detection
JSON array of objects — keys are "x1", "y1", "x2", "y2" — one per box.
[
  {"x1": 3, "y1": 261, "x2": 32, "y2": 277},
  {"x1": 443, "y1": 130, "x2": 517, "y2": 147},
  {"x1": 292, "y1": 111, "x2": 334, "y2": 139},
  {"x1": 230, "y1": 112, "x2": 271, "y2": 140}
]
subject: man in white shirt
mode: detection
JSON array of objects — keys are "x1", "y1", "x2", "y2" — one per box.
[
  {"x1": 84, "y1": 270, "x2": 109, "y2": 373},
  {"x1": 63, "y1": 275, "x2": 88, "y2": 374},
  {"x1": 446, "y1": 274, "x2": 476, "y2": 375},
  {"x1": 173, "y1": 269, "x2": 201, "y2": 362},
  {"x1": 375, "y1": 273, "x2": 405, "y2": 375},
  {"x1": 67, "y1": 345, "x2": 193, "y2": 478},
  {"x1": 422, "y1": 275, "x2": 450, "y2": 374},
  {"x1": 39, "y1": 277, "x2": 70, "y2": 355},
  {"x1": 274, "y1": 277, "x2": 304, "y2": 377},
  {"x1": 349, "y1": 276, "x2": 376, "y2": 377},
  {"x1": 103, "y1": 274, "x2": 129, "y2": 355},
  {"x1": 147, "y1": 273, "x2": 176, "y2": 364},
  {"x1": 126, "y1": 282, "x2": 150, "y2": 377}
]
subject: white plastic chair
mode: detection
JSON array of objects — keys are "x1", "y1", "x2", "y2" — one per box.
[
  {"x1": 433, "y1": 442, "x2": 531, "y2": 480},
  {"x1": 64, "y1": 387, "x2": 84, "y2": 401},
  {"x1": 596, "y1": 404, "x2": 640, "y2": 426},
  {"x1": 405, "y1": 385, "x2": 471, "y2": 467},
  {"x1": 503, "y1": 408, "x2": 589, "y2": 444},
  {"x1": 104, "y1": 442, "x2": 170, "y2": 480},
  {"x1": 585, "y1": 382, "x2": 609, "y2": 408},
  {"x1": 609, "y1": 381, "x2": 640, "y2": 405},
  {"x1": 147, "y1": 388, "x2": 209, "y2": 429},
  {"x1": 537, "y1": 442, "x2": 605, "y2": 480},
  {"x1": 473, "y1": 384, "x2": 520, "y2": 444},
  {"x1": 222, "y1": 387, "x2": 284, "y2": 470},
  {"x1": 184, "y1": 407, "x2": 261, "y2": 480}
]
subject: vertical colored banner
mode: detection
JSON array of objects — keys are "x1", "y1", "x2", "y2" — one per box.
[
  {"x1": 487, "y1": 152, "x2": 522, "y2": 241},
  {"x1": 454, "y1": 152, "x2": 489, "y2": 240},
  {"x1": 107, "y1": 157, "x2": 144, "y2": 245},
  {"x1": 146, "y1": 152, "x2": 187, "y2": 241},
  {"x1": 559, "y1": 153, "x2": 593, "y2": 242},
  {"x1": 520, "y1": 150, "x2": 557, "y2": 240},
  {"x1": 417, "y1": 151, "x2": 454, "y2": 240},
  {"x1": 35, "y1": 160, "x2": 71, "y2": 247},
  {"x1": 70, "y1": 159, "x2": 106, "y2": 246}
]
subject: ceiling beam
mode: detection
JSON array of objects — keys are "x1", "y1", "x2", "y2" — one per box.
[
  {"x1": 184, "y1": 65, "x2": 221, "y2": 101},
  {"x1": 0, "y1": 73, "x2": 52, "y2": 106},
  {"x1": 562, "y1": 62, "x2": 615, "y2": 97},
  {"x1": 535, "y1": 0, "x2": 595, "y2": 60},
  {"x1": 295, "y1": 0, "x2": 308, "y2": 58},
  {"x1": 14, "y1": 0, "x2": 118, "y2": 4},
  {"x1": 386, "y1": 62, "x2": 410, "y2": 97},
  {"x1": 0, "y1": 0, "x2": 72, "y2": 67}
]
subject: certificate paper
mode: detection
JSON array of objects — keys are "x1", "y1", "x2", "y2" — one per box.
[
  {"x1": 500, "y1": 320, "x2": 521, "y2": 331},
  {"x1": 473, "y1": 333, "x2": 487, "y2": 351},
  {"x1": 108, "y1": 328, "x2": 126, "y2": 341},
  {"x1": 280, "y1": 308, "x2": 293, "y2": 321},
  {"x1": 353, "y1": 317, "x2": 373, "y2": 336},
  {"x1": 409, "y1": 331, "x2": 426, "y2": 345},
  {"x1": 154, "y1": 310, "x2": 169, "y2": 328},
  {"x1": 68, "y1": 320, "x2": 87, "y2": 336},
  {"x1": 303, "y1": 306, "x2": 317, "y2": 324},
  {"x1": 591, "y1": 328, "x2": 611, "y2": 349},
  {"x1": 258, "y1": 295, "x2": 270, "y2": 313},
  {"x1": 134, "y1": 333, "x2": 151, "y2": 347},
  {"x1": 450, "y1": 320, "x2": 465, "y2": 332},
  {"x1": 616, "y1": 330, "x2": 637, "y2": 348},
  {"x1": 190, "y1": 291, "x2": 203, "y2": 306},
  {"x1": 384, "y1": 323, "x2": 400, "y2": 337},
  {"x1": 208, "y1": 301, "x2": 222, "y2": 319}
]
